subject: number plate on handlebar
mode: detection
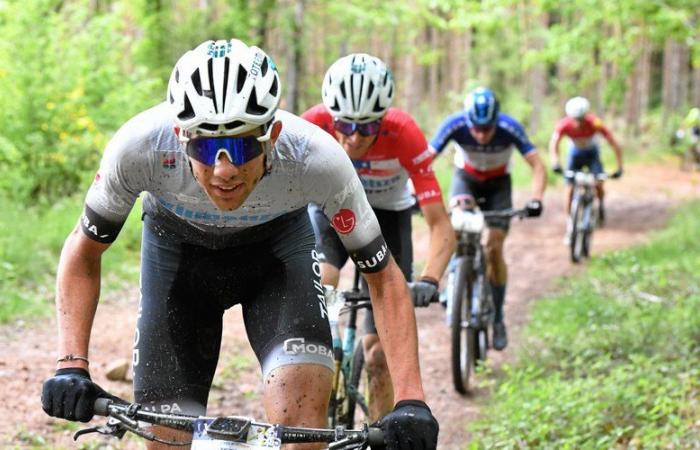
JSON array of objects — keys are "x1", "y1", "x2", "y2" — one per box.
[{"x1": 192, "y1": 418, "x2": 282, "y2": 449}]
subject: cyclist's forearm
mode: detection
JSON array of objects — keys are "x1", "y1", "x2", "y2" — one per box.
[
  {"x1": 365, "y1": 261, "x2": 425, "y2": 402},
  {"x1": 55, "y1": 228, "x2": 105, "y2": 370},
  {"x1": 420, "y1": 217, "x2": 454, "y2": 281},
  {"x1": 548, "y1": 135, "x2": 561, "y2": 163},
  {"x1": 525, "y1": 152, "x2": 547, "y2": 199}
]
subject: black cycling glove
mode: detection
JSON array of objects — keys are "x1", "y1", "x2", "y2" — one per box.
[
  {"x1": 379, "y1": 399, "x2": 439, "y2": 450},
  {"x1": 525, "y1": 199, "x2": 543, "y2": 217},
  {"x1": 408, "y1": 278, "x2": 439, "y2": 307},
  {"x1": 41, "y1": 368, "x2": 112, "y2": 422}
]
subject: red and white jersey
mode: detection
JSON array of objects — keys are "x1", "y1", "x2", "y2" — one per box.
[
  {"x1": 553, "y1": 113, "x2": 613, "y2": 150},
  {"x1": 302, "y1": 105, "x2": 443, "y2": 211}
]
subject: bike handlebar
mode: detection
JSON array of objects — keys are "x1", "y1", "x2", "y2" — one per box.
[{"x1": 90, "y1": 398, "x2": 385, "y2": 448}]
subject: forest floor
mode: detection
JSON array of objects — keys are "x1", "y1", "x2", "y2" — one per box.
[{"x1": 1, "y1": 162, "x2": 700, "y2": 449}]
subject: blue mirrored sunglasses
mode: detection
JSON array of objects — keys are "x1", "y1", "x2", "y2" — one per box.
[
  {"x1": 185, "y1": 136, "x2": 265, "y2": 166},
  {"x1": 333, "y1": 118, "x2": 382, "y2": 137}
]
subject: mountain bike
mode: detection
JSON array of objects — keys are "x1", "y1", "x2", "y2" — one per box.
[
  {"x1": 445, "y1": 207, "x2": 528, "y2": 394},
  {"x1": 564, "y1": 170, "x2": 610, "y2": 263},
  {"x1": 325, "y1": 268, "x2": 372, "y2": 429},
  {"x1": 325, "y1": 268, "x2": 437, "y2": 427},
  {"x1": 75, "y1": 397, "x2": 384, "y2": 449}
]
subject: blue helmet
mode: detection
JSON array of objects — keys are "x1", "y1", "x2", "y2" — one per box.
[{"x1": 464, "y1": 87, "x2": 499, "y2": 126}]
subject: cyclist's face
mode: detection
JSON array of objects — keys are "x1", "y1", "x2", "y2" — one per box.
[
  {"x1": 189, "y1": 123, "x2": 281, "y2": 211},
  {"x1": 469, "y1": 125, "x2": 496, "y2": 144},
  {"x1": 336, "y1": 130, "x2": 378, "y2": 159}
]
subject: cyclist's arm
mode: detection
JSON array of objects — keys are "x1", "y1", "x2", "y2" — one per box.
[
  {"x1": 595, "y1": 119, "x2": 623, "y2": 171},
  {"x1": 395, "y1": 118, "x2": 455, "y2": 282},
  {"x1": 363, "y1": 261, "x2": 425, "y2": 402},
  {"x1": 523, "y1": 151, "x2": 547, "y2": 200},
  {"x1": 418, "y1": 201, "x2": 454, "y2": 282},
  {"x1": 55, "y1": 225, "x2": 111, "y2": 370},
  {"x1": 548, "y1": 130, "x2": 564, "y2": 166}
]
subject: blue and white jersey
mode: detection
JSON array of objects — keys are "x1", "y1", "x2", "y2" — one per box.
[{"x1": 430, "y1": 112, "x2": 536, "y2": 180}]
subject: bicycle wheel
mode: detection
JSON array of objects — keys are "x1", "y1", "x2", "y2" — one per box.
[
  {"x1": 570, "y1": 196, "x2": 585, "y2": 263},
  {"x1": 342, "y1": 341, "x2": 368, "y2": 427},
  {"x1": 581, "y1": 202, "x2": 594, "y2": 258},
  {"x1": 450, "y1": 256, "x2": 477, "y2": 394}
]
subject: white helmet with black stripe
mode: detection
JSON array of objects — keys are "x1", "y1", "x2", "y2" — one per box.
[
  {"x1": 322, "y1": 53, "x2": 394, "y2": 124},
  {"x1": 167, "y1": 39, "x2": 281, "y2": 137}
]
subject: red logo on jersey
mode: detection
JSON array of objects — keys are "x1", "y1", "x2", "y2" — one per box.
[{"x1": 332, "y1": 209, "x2": 356, "y2": 234}]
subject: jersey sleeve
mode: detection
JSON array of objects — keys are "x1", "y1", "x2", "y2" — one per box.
[
  {"x1": 500, "y1": 116, "x2": 536, "y2": 156},
  {"x1": 82, "y1": 116, "x2": 152, "y2": 243},
  {"x1": 302, "y1": 127, "x2": 391, "y2": 273},
  {"x1": 395, "y1": 117, "x2": 443, "y2": 206},
  {"x1": 590, "y1": 115, "x2": 613, "y2": 140},
  {"x1": 429, "y1": 113, "x2": 462, "y2": 154}
]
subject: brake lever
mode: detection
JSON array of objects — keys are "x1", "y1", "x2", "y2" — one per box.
[{"x1": 74, "y1": 418, "x2": 128, "y2": 440}]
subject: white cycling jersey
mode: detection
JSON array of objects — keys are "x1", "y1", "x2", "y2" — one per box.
[{"x1": 82, "y1": 103, "x2": 386, "y2": 265}]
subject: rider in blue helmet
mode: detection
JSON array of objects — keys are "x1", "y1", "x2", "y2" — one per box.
[
  {"x1": 465, "y1": 87, "x2": 500, "y2": 127},
  {"x1": 430, "y1": 86, "x2": 547, "y2": 351}
]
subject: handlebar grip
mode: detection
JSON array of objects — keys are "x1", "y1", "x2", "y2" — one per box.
[
  {"x1": 367, "y1": 427, "x2": 385, "y2": 448},
  {"x1": 94, "y1": 398, "x2": 113, "y2": 416}
]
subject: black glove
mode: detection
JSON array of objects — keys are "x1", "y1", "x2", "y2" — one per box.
[
  {"x1": 408, "y1": 278, "x2": 439, "y2": 307},
  {"x1": 611, "y1": 169, "x2": 623, "y2": 179},
  {"x1": 525, "y1": 199, "x2": 543, "y2": 217},
  {"x1": 41, "y1": 368, "x2": 112, "y2": 422},
  {"x1": 379, "y1": 400, "x2": 439, "y2": 450},
  {"x1": 551, "y1": 163, "x2": 563, "y2": 174}
]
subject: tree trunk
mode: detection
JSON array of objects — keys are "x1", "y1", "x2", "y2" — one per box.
[{"x1": 285, "y1": 0, "x2": 305, "y2": 114}]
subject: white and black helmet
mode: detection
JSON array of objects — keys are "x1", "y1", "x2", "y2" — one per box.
[
  {"x1": 322, "y1": 53, "x2": 394, "y2": 123},
  {"x1": 167, "y1": 39, "x2": 281, "y2": 137},
  {"x1": 565, "y1": 96, "x2": 590, "y2": 119}
]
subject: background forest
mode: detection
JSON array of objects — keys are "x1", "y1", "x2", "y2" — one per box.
[{"x1": 0, "y1": 0, "x2": 698, "y2": 204}]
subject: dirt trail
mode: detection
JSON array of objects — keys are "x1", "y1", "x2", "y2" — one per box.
[{"x1": 1, "y1": 164, "x2": 698, "y2": 449}]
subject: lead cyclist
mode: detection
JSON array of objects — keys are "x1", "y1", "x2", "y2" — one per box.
[{"x1": 40, "y1": 39, "x2": 438, "y2": 450}]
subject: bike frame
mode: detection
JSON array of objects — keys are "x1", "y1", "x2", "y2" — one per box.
[
  {"x1": 327, "y1": 268, "x2": 371, "y2": 428},
  {"x1": 566, "y1": 170, "x2": 605, "y2": 262}
]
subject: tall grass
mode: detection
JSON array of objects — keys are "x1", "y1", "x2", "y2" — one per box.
[
  {"x1": 469, "y1": 201, "x2": 700, "y2": 449},
  {"x1": 0, "y1": 195, "x2": 142, "y2": 324}
]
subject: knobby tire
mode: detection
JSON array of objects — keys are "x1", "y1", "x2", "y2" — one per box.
[{"x1": 451, "y1": 256, "x2": 477, "y2": 394}]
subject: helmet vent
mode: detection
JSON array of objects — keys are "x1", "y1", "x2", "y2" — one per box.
[
  {"x1": 222, "y1": 58, "x2": 230, "y2": 111},
  {"x1": 387, "y1": 84, "x2": 393, "y2": 99},
  {"x1": 237, "y1": 65, "x2": 247, "y2": 93},
  {"x1": 372, "y1": 97, "x2": 383, "y2": 113},
  {"x1": 207, "y1": 59, "x2": 218, "y2": 113},
  {"x1": 224, "y1": 120, "x2": 245, "y2": 130},
  {"x1": 246, "y1": 89, "x2": 266, "y2": 115},
  {"x1": 198, "y1": 123, "x2": 219, "y2": 131},
  {"x1": 339, "y1": 82, "x2": 346, "y2": 99},
  {"x1": 169, "y1": 92, "x2": 174, "y2": 104},
  {"x1": 177, "y1": 95, "x2": 196, "y2": 121},
  {"x1": 269, "y1": 77, "x2": 278, "y2": 97},
  {"x1": 175, "y1": 69, "x2": 179, "y2": 83},
  {"x1": 191, "y1": 70, "x2": 202, "y2": 96},
  {"x1": 366, "y1": 81, "x2": 375, "y2": 100},
  {"x1": 261, "y1": 58, "x2": 269, "y2": 76},
  {"x1": 330, "y1": 98, "x2": 340, "y2": 112}
]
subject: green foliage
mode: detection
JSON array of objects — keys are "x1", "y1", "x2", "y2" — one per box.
[
  {"x1": 470, "y1": 201, "x2": 700, "y2": 448},
  {"x1": 0, "y1": 194, "x2": 142, "y2": 324},
  {"x1": 0, "y1": 0, "x2": 160, "y2": 202}
]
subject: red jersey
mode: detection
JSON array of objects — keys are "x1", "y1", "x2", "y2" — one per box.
[
  {"x1": 301, "y1": 105, "x2": 443, "y2": 211},
  {"x1": 553, "y1": 113, "x2": 613, "y2": 150}
]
